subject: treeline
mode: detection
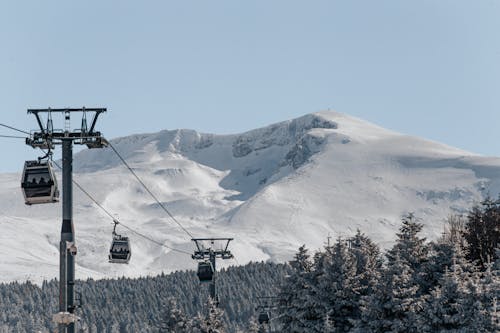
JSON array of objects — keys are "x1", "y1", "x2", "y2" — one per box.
[
  {"x1": 272, "y1": 199, "x2": 500, "y2": 332},
  {"x1": 0, "y1": 262, "x2": 289, "y2": 332}
]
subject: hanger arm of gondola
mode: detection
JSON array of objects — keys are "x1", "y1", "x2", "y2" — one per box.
[
  {"x1": 88, "y1": 111, "x2": 102, "y2": 134},
  {"x1": 31, "y1": 111, "x2": 45, "y2": 135}
]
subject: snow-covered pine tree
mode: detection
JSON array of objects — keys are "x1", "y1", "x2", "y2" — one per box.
[
  {"x1": 349, "y1": 230, "x2": 382, "y2": 300},
  {"x1": 160, "y1": 297, "x2": 191, "y2": 332},
  {"x1": 386, "y1": 213, "x2": 429, "y2": 295},
  {"x1": 419, "y1": 257, "x2": 473, "y2": 332},
  {"x1": 356, "y1": 252, "x2": 421, "y2": 333},
  {"x1": 463, "y1": 274, "x2": 494, "y2": 332},
  {"x1": 494, "y1": 249, "x2": 500, "y2": 328},
  {"x1": 346, "y1": 231, "x2": 382, "y2": 331},
  {"x1": 421, "y1": 234, "x2": 473, "y2": 295},
  {"x1": 474, "y1": 261, "x2": 500, "y2": 332},
  {"x1": 276, "y1": 245, "x2": 315, "y2": 333},
  {"x1": 191, "y1": 298, "x2": 226, "y2": 333},
  {"x1": 358, "y1": 213, "x2": 428, "y2": 332},
  {"x1": 315, "y1": 238, "x2": 358, "y2": 332},
  {"x1": 301, "y1": 249, "x2": 330, "y2": 332}
]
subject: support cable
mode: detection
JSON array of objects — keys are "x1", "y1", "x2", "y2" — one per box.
[
  {"x1": 106, "y1": 140, "x2": 195, "y2": 239},
  {"x1": 0, "y1": 134, "x2": 27, "y2": 139},
  {"x1": 49, "y1": 158, "x2": 192, "y2": 256},
  {"x1": 0, "y1": 122, "x2": 31, "y2": 135}
]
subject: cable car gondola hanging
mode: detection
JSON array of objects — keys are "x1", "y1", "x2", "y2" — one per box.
[
  {"x1": 21, "y1": 157, "x2": 59, "y2": 205},
  {"x1": 109, "y1": 220, "x2": 131, "y2": 264},
  {"x1": 197, "y1": 261, "x2": 214, "y2": 282},
  {"x1": 258, "y1": 311, "x2": 270, "y2": 324}
]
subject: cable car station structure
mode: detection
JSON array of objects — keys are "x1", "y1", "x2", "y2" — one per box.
[{"x1": 25, "y1": 108, "x2": 107, "y2": 333}]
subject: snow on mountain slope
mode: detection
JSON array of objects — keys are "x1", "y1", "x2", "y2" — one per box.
[{"x1": 0, "y1": 111, "x2": 499, "y2": 283}]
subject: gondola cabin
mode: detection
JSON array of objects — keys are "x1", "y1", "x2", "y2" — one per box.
[
  {"x1": 258, "y1": 311, "x2": 270, "y2": 324},
  {"x1": 197, "y1": 261, "x2": 214, "y2": 282},
  {"x1": 108, "y1": 235, "x2": 131, "y2": 264},
  {"x1": 21, "y1": 160, "x2": 59, "y2": 205}
]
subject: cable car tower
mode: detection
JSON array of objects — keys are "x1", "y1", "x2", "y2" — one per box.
[
  {"x1": 191, "y1": 238, "x2": 234, "y2": 305},
  {"x1": 25, "y1": 108, "x2": 107, "y2": 333},
  {"x1": 255, "y1": 296, "x2": 279, "y2": 332}
]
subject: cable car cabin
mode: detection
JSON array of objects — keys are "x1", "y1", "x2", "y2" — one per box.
[
  {"x1": 197, "y1": 261, "x2": 214, "y2": 282},
  {"x1": 258, "y1": 311, "x2": 270, "y2": 324},
  {"x1": 108, "y1": 235, "x2": 131, "y2": 264},
  {"x1": 21, "y1": 160, "x2": 59, "y2": 205}
]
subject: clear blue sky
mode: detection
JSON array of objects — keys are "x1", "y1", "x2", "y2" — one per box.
[{"x1": 0, "y1": 1, "x2": 499, "y2": 172}]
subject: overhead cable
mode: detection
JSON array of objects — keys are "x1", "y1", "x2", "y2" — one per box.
[
  {"x1": 106, "y1": 140, "x2": 195, "y2": 239},
  {"x1": 0, "y1": 134, "x2": 27, "y2": 139},
  {"x1": 0, "y1": 123, "x2": 31, "y2": 135}
]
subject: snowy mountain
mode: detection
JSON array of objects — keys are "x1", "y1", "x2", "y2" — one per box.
[{"x1": 1, "y1": 110, "x2": 499, "y2": 283}]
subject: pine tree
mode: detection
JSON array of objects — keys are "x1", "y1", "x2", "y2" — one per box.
[
  {"x1": 191, "y1": 298, "x2": 226, "y2": 333},
  {"x1": 421, "y1": 236, "x2": 473, "y2": 295},
  {"x1": 160, "y1": 297, "x2": 191, "y2": 332},
  {"x1": 419, "y1": 250, "x2": 498, "y2": 333},
  {"x1": 420, "y1": 261, "x2": 471, "y2": 332},
  {"x1": 316, "y1": 238, "x2": 359, "y2": 332},
  {"x1": 347, "y1": 231, "x2": 382, "y2": 331},
  {"x1": 475, "y1": 263, "x2": 500, "y2": 332},
  {"x1": 357, "y1": 253, "x2": 421, "y2": 332},
  {"x1": 386, "y1": 213, "x2": 429, "y2": 297},
  {"x1": 494, "y1": 249, "x2": 500, "y2": 328},
  {"x1": 386, "y1": 214, "x2": 428, "y2": 270},
  {"x1": 276, "y1": 245, "x2": 314, "y2": 333},
  {"x1": 463, "y1": 197, "x2": 500, "y2": 270},
  {"x1": 302, "y1": 250, "x2": 329, "y2": 332},
  {"x1": 349, "y1": 230, "x2": 382, "y2": 301},
  {"x1": 463, "y1": 275, "x2": 493, "y2": 332},
  {"x1": 355, "y1": 216, "x2": 428, "y2": 332}
]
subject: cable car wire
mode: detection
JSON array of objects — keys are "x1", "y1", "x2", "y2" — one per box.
[
  {"x1": 48, "y1": 158, "x2": 192, "y2": 256},
  {"x1": 106, "y1": 140, "x2": 195, "y2": 239},
  {"x1": 0, "y1": 134, "x2": 27, "y2": 139},
  {"x1": 0, "y1": 123, "x2": 31, "y2": 135}
]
